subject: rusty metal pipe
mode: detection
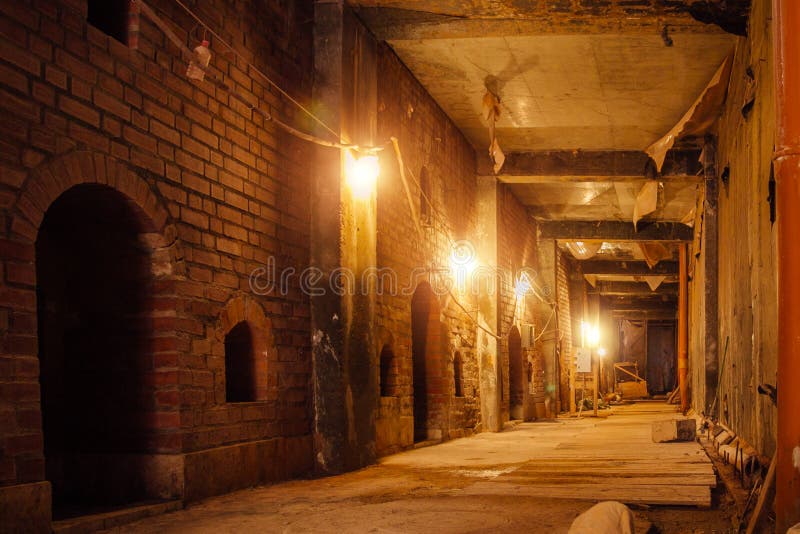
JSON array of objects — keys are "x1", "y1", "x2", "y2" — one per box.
[
  {"x1": 774, "y1": 0, "x2": 800, "y2": 530},
  {"x1": 678, "y1": 243, "x2": 688, "y2": 413}
]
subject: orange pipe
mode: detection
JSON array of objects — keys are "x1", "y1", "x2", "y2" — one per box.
[
  {"x1": 774, "y1": 0, "x2": 800, "y2": 530},
  {"x1": 678, "y1": 243, "x2": 688, "y2": 413}
]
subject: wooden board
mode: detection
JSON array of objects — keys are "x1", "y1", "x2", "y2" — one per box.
[
  {"x1": 461, "y1": 402, "x2": 716, "y2": 508},
  {"x1": 462, "y1": 482, "x2": 712, "y2": 508}
]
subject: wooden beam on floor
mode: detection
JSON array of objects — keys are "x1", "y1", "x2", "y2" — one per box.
[
  {"x1": 580, "y1": 260, "x2": 679, "y2": 276},
  {"x1": 538, "y1": 221, "x2": 694, "y2": 242},
  {"x1": 477, "y1": 149, "x2": 703, "y2": 183}
]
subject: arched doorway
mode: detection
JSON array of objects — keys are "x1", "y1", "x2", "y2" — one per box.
[
  {"x1": 36, "y1": 184, "x2": 157, "y2": 517},
  {"x1": 509, "y1": 326, "x2": 525, "y2": 420},
  {"x1": 411, "y1": 282, "x2": 442, "y2": 442}
]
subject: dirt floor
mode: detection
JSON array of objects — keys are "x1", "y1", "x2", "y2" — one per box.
[{"x1": 107, "y1": 403, "x2": 737, "y2": 534}]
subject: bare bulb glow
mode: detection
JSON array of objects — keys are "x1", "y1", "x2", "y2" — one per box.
[
  {"x1": 450, "y1": 240, "x2": 478, "y2": 289},
  {"x1": 345, "y1": 152, "x2": 379, "y2": 199},
  {"x1": 597, "y1": 347, "x2": 607, "y2": 358},
  {"x1": 581, "y1": 321, "x2": 600, "y2": 348}
]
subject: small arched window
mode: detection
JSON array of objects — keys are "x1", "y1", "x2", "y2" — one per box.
[
  {"x1": 380, "y1": 344, "x2": 398, "y2": 397},
  {"x1": 225, "y1": 321, "x2": 258, "y2": 402},
  {"x1": 419, "y1": 167, "x2": 431, "y2": 225},
  {"x1": 453, "y1": 352, "x2": 464, "y2": 397}
]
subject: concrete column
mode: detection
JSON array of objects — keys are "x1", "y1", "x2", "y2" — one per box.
[
  {"x1": 476, "y1": 176, "x2": 501, "y2": 432},
  {"x1": 536, "y1": 235, "x2": 559, "y2": 416},
  {"x1": 311, "y1": 1, "x2": 378, "y2": 473},
  {"x1": 678, "y1": 243, "x2": 689, "y2": 413},
  {"x1": 701, "y1": 136, "x2": 719, "y2": 414}
]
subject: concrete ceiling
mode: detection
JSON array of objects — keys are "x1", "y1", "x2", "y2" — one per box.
[
  {"x1": 513, "y1": 180, "x2": 700, "y2": 222},
  {"x1": 559, "y1": 241, "x2": 678, "y2": 262},
  {"x1": 351, "y1": 0, "x2": 739, "y2": 304},
  {"x1": 388, "y1": 33, "x2": 736, "y2": 151}
]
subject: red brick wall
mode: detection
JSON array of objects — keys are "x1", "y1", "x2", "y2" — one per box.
[
  {"x1": 497, "y1": 184, "x2": 539, "y2": 420},
  {"x1": 556, "y1": 248, "x2": 573, "y2": 410},
  {"x1": 374, "y1": 42, "x2": 480, "y2": 452},
  {"x1": 0, "y1": 0, "x2": 313, "y2": 489}
]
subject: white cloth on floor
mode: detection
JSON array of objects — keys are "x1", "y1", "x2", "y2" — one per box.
[{"x1": 568, "y1": 501, "x2": 635, "y2": 534}]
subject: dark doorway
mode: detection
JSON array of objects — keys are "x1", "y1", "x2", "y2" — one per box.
[
  {"x1": 379, "y1": 344, "x2": 397, "y2": 397},
  {"x1": 36, "y1": 185, "x2": 154, "y2": 518},
  {"x1": 411, "y1": 282, "x2": 441, "y2": 442},
  {"x1": 453, "y1": 352, "x2": 463, "y2": 397},
  {"x1": 646, "y1": 321, "x2": 676, "y2": 395},
  {"x1": 508, "y1": 326, "x2": 524, "y2": 419},
  {"x1": 225, "y1": 321, "x2": 259, "y2": 402}
]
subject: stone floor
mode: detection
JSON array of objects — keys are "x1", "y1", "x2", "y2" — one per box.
[{"x1": 107, "y1": 402, "x2": 735, "y2": 533}]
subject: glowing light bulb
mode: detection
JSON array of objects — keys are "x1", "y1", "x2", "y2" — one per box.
[{"x1": 345, "y1": 152, "x2": 379, "y2": 199}]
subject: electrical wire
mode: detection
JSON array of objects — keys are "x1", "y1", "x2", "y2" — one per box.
[
  {"x1": 139, "y1": 0, "x2": 380, "y2": 152},
  {"x1": 170, "y1": 0, "x2": 341, "y2": 142},
  {"x1": 150, "y1": 0, "x2": 551, "y2": 343},
  {"x1": 534, "y1": 305, "x2": 556, "y2": 342}
]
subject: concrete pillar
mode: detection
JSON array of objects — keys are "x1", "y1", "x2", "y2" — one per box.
[
  {"x1": 678, "y1": 243, "x2": 689, "y2": 413},
  {"x1": 476, "y1": 176, "x2": 501, "y2": 432},
  {"x1": 536, "y1": 235, "x2": 560, "y2": 416},
  {"x1": 701, "y1": 136, "x2": 719, "y2": 414},
  {"x1": 311, "y1": 1, "x2": 378, "y2": 473}
]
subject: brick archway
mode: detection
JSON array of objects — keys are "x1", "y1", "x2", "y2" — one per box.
[
  {"x1": 3, "y1": 151, "x2": 186, "y2": 517},
  {"x1": 11, "y1": 151, "x2": 173, "y2": 244},
  {"x1": 214, "y1": 294, "x2": 275, "y2": 404},
  {"x1": 508, "y1": 325, "x2": 525, "y2": 420},
  {"x1": 411, "y1": 281, "x2": 445, "y2": 442},
  {"x1": 2, "y1": 151, "x2": 183, "y2": 520}
]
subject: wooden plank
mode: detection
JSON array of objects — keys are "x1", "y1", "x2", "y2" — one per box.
[
  {"x1": 461, "y1": 482, "x2": 711, "y2": 507},
  {"x1": 497, "y1": 475, "x2": 717, "y2": 487}
]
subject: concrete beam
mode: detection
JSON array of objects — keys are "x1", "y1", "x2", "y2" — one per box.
[
  {"x1": 588, "y1": 281, "x2": 679, "y2": 297},
  {"x1": 580, "y1": 260, "x2": 679, "y2": 276},
  {"x1": 477, "y1": 150, "x2": 703, "y2": 183},
  {"x1": 611, "y1": 310, "x2": 677, "y2": 320},
  {"x1": 538, "y1": 221, "x2": 694, "y2": 242},
  {"x1": 351, "y1": 2, "x2": 727, "y2": 40}
]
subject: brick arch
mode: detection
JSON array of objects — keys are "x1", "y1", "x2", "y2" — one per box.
[
  {"x1": 214, "y1": 294, "x2": 275, "y2": 403},
  {"x1": 26, "y1": 155, "x2": 187, "y2": 513},
  {"x1": 411, "y1": 281, "x2": 446, "y2": 442},
  {"x1": 12, "y1": 150, "x2": 171, "y2": 244},
  {"x1": 508, "y1": 325, "x2": 525, "y2": 420},
  {"x1": 378, "y1": 331, "x2": 398, "y2": 398}
]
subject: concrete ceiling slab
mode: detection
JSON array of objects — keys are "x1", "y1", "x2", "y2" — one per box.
[
  {"x1": 513, "y1": 181, "x2": 698, "y2": 221},
  {"x1": 559, "y1": 241, "x2": 679, "y2": 262},
  {"x1": 353, "y1": 0, "x2": 732, "y2": 238},
  {"x1": 389, "y1": 33, "x2": 735, "y2": 151}
]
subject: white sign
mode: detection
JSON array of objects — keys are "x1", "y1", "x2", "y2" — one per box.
[{"x1": 575, "y1": 347, "x2": 592, "y2": 373}]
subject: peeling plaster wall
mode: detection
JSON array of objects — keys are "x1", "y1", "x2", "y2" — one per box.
[{"x1": 694, "y1": 0, "x2": 777, "y2": 455}]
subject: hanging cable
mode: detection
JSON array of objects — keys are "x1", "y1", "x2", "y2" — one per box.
[
  {"x1": 169, "y1": 0, "x2": 341, "y2": 142},
  {"x1": 135, "y1": 0, "x2": 381, "y2": 152}
]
